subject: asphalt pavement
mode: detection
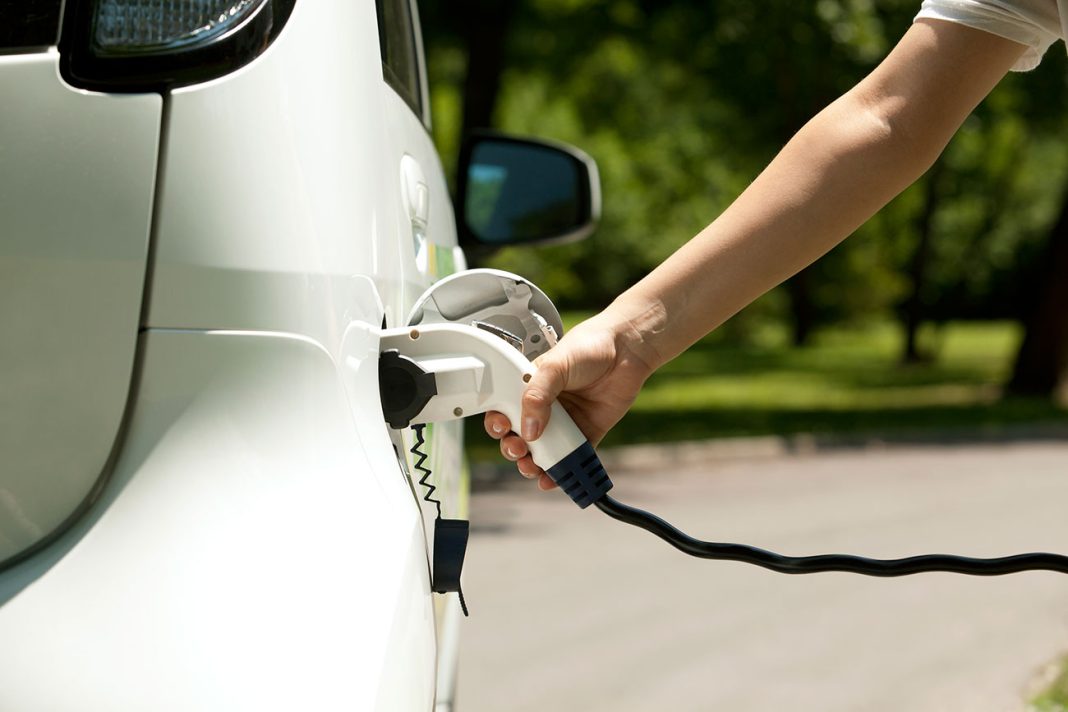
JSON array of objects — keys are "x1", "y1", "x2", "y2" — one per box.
[{"x1": 457, "y1": 440, "x2": 1068, "y2": 712}]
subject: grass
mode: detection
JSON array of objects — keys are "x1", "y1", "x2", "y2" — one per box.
[
  {"x1": 1032, "y1": 654, "x2": 1068, "y2": 712},
  {"x1": 465, "y1": 318, "x2": 1068, "y2": 460}
]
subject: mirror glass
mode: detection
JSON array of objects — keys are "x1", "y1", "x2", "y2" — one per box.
[{"x1": 464, "y1": 140, "x2": 586, "y2": 245}]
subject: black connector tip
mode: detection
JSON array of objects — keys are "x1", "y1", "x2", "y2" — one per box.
[
  {"x1": 379, "y1": 350, "x2": 438, "y2": 429},
  {"x1": 546, "y1": 441, "x2": 613, "y2": 508}
]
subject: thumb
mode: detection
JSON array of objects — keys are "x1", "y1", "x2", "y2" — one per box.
[{"x1": 521, "y1": 352, "x2": 569, "y2": 441}]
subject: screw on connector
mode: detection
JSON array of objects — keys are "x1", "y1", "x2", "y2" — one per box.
[
  {"x1": 409, "y1": 329, "x2": 420, "y2": 340},
  {"x1": 453, "y1": 407, "x2": 463, "y2": 417},
  {"x1": 522, "y1": 373, "x2": 532, "y2": 383}
]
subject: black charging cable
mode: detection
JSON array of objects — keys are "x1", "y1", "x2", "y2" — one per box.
[
  {"x1": 594, "y1": 494, "x2": 1068, "y2": 576},
  {"x1": 544, "y1": 442, "x2": 1068, "y2": 576}
]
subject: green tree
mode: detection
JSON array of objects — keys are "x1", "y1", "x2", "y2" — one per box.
[{"x1": 421, "y1": 0, "x2": 1068, "y2": 395}]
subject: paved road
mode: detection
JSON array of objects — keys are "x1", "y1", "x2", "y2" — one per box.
[{"x1": 457, "y1": 441, "x2": 1068, "y2": 712}]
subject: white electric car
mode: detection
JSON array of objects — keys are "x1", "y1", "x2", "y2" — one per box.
[{"x1": 0, "y1": 1, "x2": 598, "y2": 709}]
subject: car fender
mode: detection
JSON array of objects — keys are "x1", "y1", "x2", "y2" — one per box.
[{"x1": 0, "y1": 327, "x2": 435, "y2": 711}]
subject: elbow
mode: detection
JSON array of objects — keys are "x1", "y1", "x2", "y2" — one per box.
[{"x1": 847, "y1": 87, "x2": 950, "y2": 177}]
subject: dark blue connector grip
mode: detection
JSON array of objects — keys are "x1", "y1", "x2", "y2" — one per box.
[{"x1": 545, "y1": 441, "x2": 613, "y2": 508}]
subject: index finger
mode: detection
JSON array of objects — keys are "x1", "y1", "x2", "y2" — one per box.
[{"x1": 483, "y1": 410, "x2": 512, "y2": 440}]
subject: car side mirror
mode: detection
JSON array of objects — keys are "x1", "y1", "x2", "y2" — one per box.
[{"x1": 456, "y1": 131, "x2": 600, "y2": 249}]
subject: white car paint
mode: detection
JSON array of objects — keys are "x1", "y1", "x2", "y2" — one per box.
[
  {"x1": 146, "y1": 0, "x2": 468, "y2": 568},
  {"x1": 0, "y1": 50, "x2": 161, "y2": 563},
  {"x1": 0, "y1": 1, "x2": 466, "y2": 709},
  {"x1": 0, "y1": 328, "x2": 436, "y2": 710},
  {"x1": 149, "y1": 0, "x2": 461, "y2": 342}
]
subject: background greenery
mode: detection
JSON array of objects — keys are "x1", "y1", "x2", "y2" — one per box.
[
  {"x1": 464, "y1": 318, "x2": 1068, "y2": 460},
  {"x1": 419, "y1": 0, "x2": 1068, "y2": 453},
  {"x1": 1032, "y1": 653, "x2": 1068, "y2": 712}
]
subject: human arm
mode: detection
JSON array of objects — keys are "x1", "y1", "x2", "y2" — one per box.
[{"x1": 487, "y1": 19, "x2": 1028, "y2": 488}]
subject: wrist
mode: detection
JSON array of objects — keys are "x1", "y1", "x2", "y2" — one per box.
[{"x1": 602, "y1": 293, "x2": 669, "y2": 376}]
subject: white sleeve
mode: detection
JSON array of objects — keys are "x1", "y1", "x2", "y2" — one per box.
[{"x1": 915, "y1": 0, "x2": 1062, "y2": 71}]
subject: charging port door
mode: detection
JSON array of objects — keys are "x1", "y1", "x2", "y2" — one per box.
[{"x1": 405, "y1": 268, "x2": 564, "y2": 360}]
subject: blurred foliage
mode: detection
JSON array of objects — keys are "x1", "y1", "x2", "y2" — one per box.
[
  {"x1": 1032, "y1": 653, "x2": 1068, "y2": 712},
  {"x1": 422, "y1": 0, "x2": 1068, "y2": 340}
]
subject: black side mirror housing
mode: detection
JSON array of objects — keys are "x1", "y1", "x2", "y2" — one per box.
[{"x1": 456, "y1": 131, "x2": 600, "y2": 250}]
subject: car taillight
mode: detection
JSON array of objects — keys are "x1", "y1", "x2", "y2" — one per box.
[
  {"x1": 61, "y1": 0, "x2": 295, "y2": 91},
  {"x1": 92, "y1": 0, "x2": 268, "y2": 55}
]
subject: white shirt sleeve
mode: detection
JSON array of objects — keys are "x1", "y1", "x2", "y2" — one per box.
[{"x1": 915, "y1": 0, "x2": 1062, "y2": 71}]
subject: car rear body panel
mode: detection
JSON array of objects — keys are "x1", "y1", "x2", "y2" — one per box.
[
  {"x1": 1, "y1": 1, "x2": 467, "y2": 707},
  {"x1": 0, "y1": 51, "x2": 161, "y2": 565},
  {"x1": 149, "y1": 0, "x2": 421, "y2": 343},
  {"x1": 0, "y1": 328, "x2": 436, "y2": 711}
]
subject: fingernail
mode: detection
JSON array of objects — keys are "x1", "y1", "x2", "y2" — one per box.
[
  {"x1": 505, "y1": 446, "x2": 518, "y2": 459},
  {"x1": 522, "y1": 417, "x2": 540, "y2": 441},
  {"x1": 491, "y1": 423, "x2": 504, "y2": 435}
]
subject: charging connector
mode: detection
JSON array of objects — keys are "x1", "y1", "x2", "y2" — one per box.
[
  {"x1": 378, "y1": 316, "x2": 1068, "y2": 577},
  {"x1": 379, "y1": 323, "x2": 613, "y2": 509}
]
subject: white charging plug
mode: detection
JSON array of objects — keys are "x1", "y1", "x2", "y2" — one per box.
[{"x1": 379, "y1": 322, "x2": 612, "y2": 507}]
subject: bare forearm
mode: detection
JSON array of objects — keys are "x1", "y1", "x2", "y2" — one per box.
[
  {"x1": 615, "y1": 91, "x2": 933, "y2": 366},
  {"x1": 494, "y1": 21, "x2": 1027, "y2": 468},
  {"x1": 607, "y1": 20, "x2": 1025, "y2": 371}
]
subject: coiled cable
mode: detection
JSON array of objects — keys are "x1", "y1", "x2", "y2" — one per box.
[{"x1": 410, "y1": 424, "x2": 442, "y2": 518}]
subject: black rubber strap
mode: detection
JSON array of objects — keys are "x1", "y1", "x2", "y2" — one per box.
[{"x1": 433, "y1": 518, "x2": 470, "y2": 615}]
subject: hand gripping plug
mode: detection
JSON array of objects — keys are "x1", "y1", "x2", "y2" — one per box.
[
  {"x1": 379, "y1": 269, "x2": 1068, "y2": 577},
  {"x1": 379, "y1": 322, "x2": 611, "y2": 508}
]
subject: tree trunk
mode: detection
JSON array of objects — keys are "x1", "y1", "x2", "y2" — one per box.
[
  {"x1": 901, "y1": 161, "x2": 945, "y2": 364},
  {"x1": 786, "y1": 271, "x2": 814, "y2": 347},
  {"x1": 459, "y1": 2, "x2": 515, "y2": 135},
  {"x1": 1008, "y1": 183, "x2": 1068, "y2": 403},
  {"x1": 770, "y1": 12, "x2": 830, "y2": 350}
]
